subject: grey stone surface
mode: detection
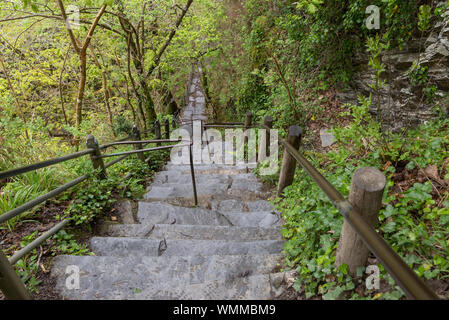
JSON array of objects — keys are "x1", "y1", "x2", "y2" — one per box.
[
  {"x1": 337, "y1": 2, "x2": 449, "y2": 130},
  {"x1": 134, "y1": 272, "x2": 292, "y2": 300},
  {"x1": 320, "y1": 129, "x2": 336, "y2": 148},
  {"x1": 90, "y1": 237, "x2": 285, "y2": 257},
  {"x1": 210, "y1": 199, "x2": 244, "y2": 213},
  {"x1": 108, "y1": 224, "x2": 282, "y2": 241},
  {"x1": 246, "y1": 200, "x2": 275, "y2": 212},
  {"x1": 50, "y1": 64, "x2": 286, "y2": 300},
  {"x1": 51, "y1": 254, "x2": 283, "y2": 300},
  {"x1": 143, "y1": 181, "x2": 229, "y2": 200},
  {"x1": 136, "y1": 202, "x2": 281, "y2": 228},
  {"x1": 152, "y1": 171, "x2": 230, "y2": 186},
  {"x1": 229, "y1": 178, "x2": 264, "y2": 194},
  {"x1": 223, "y1": 211, "x2": 282, "y2": 228},
  {"x1": 164, "y1": 162, "x2": 256, "y2": 172},
  {"x1": 136, "y1": 202, "x2": 232, "y2": 226}
]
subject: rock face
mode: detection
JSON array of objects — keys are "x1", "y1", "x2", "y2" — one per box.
[{"x1": 337, "y1": 3, "x2": 449, "y2": 131}]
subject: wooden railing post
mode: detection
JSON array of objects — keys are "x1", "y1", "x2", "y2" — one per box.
[
  {"x1": 259, "y1": 116, "x2": 273, "y2": 161},
  {"x1": 0, "y1": 250, "x2": 31, "y2": 300},
  {"x1": 335, "y1": 167, "x2": 386, "y2": 276},
  {"x1": 244, "y1": 112, "x2": 252, "y2": 130},
  {"x1": 154, "y1": 120, "x2": 161, "y2": 146},
  {"x1": 164, "y1": 118, "x2": 170, "y2": 140},
  {"x1": 86, "y1": 134, "x2": 107, "y2": 179},
  {"x1": 276, "y1": 125, "x2": 302, "y2": 197},
  {"x1": 132, "y1": 124, "x2": 145, "y2": 162},
  {"x1": 244, "y1": 112, "x2": 252, "y2": 152}
]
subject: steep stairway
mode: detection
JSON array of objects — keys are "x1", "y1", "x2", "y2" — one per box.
[{"x1": 50, "y1": 66, "x2": 290, "y2": 300}]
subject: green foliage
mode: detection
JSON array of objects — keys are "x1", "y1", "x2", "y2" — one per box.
[
  {"x1": 276, "y1": 97, "x2": 449, "y2": 299},
  {"x1": 0, "y1": 168, "x2": 65, "y2": 230},
  {"x1": 115, "y1": 115, "x2": 133, "y2": 136},
  {"x1": 64, "y1": 155, "x2": 152, "y2": 226},
  {"x1": 407, "y1": 62, "x2": 429, "y2": 87},
  {"x1": 15, "y1": 231, "x2": 41, "y2": 293},
  {"x1": 65, "y1": 174, "x2": 117, "y2": 225},
  {"x1": 418, "y1": 4, "x2": 432, "y2": 32},
  {"x1": 51, "y1": 230, "x2": 91, "y2": 256}
]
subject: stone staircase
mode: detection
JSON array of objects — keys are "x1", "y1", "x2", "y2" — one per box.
[{"x1": 50, "y1": 66, "x2": 291, "y2": 300}]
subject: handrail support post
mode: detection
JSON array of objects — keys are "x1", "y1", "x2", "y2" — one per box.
[
  {"x1": 335, "y1": 167, "x2": 386, "y2": 276},
  {"x1": 154, "y1": 120, "x2": 162, "y2": 146},
  {"x1": 164, "y1": 119, "x2": 170, "y2": 140},
  {"x1": 86, "y1": 135, "x2": 107, "y2": 179},
  {"x1": 0, "y1": 250, "x2": 31, "y2": 300},
  {"x1": 132, "y1": 125, "x2": 146, "y2": 162},
  {"x1": 277, "y1": 125, "x2": 302, "y2": 197}
]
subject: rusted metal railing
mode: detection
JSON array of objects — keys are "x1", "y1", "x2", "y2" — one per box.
[
  {"x1": 0, "y1": 118, "x2": 194, "y2": 300},
  {"x1": 202, "y1": 115, "x2": 438, "y2": 300}
]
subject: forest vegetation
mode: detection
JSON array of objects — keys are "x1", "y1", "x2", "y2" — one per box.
[{"x1": 1, "y1": 0, "x2": 449, "y2": 299}]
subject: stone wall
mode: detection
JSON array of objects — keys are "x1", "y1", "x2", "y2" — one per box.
[{"x1": 337, "y1": 3, "x2": 449, "y2": 131}]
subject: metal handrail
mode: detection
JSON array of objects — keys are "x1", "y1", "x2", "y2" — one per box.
[
  {"x1": 0, "y1": 149, "x2": 95, "y2": 181},
  {"x1": 0, "y1": 134, "x2": 139, "y2": 224},
  {"x1": 0, "y1": 173, "x2": 90, "y2": 224},
  {"x1": 100, "y1": 144, "x2": 190, "y2": 159},
  {"x1": 9, "y1": 219, "x2": 70, "y2": 265},
  {"x1": 100, "y1": 139, "x2": 183, "y2": 149},
  {"x1": 0, "y1": 122, "x2": 180, "y2": 299},
  {"x1": 278, "y1": 134, "x2": 438, "y2": 300}
]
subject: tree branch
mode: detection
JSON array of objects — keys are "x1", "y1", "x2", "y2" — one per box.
[
  {"x1": 145, "y1": 0, "x2": 194, "y2": 78},
  {"x1": 55, "y1": 0, "x2": 81, "y2": 54},
  {"x1": 81, "y1": 5, "x2": 107, "y2": 52}
]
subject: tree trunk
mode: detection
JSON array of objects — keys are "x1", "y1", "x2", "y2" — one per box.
[
  {"x1": 75, "y1": 54, "x2": 87, "y2": 127},
  {"x1": 89, "y1": 46, "x2": 115, "y2": 136}
]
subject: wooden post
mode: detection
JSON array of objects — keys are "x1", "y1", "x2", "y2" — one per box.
[
  {"x1": 172, "y1": 118, "x2": 177, "y2": 130},
  {"x1": 86, "y1": 134, "x2": 107, "y2": 179},
  {"x1": 154, "y1": 120, "x2": 161, "y2": 146},
  {"x1": 244, "y1": 112, "x2": 252, "y2": 149},
  {"x1": 132, "y1": 124, "x2": 145, "y2": 162},
  {"x1": 335, "y1": 167, "x2": 386, "y2": 276},
  {"x1": 164, "y1": 118, "x2": 170, "y2": 140},
  {"x1": 244, "y1": 112, "x2": 252, "y2": 130},
  {"x1": 277, "y1": 125, "x2": 302, "y2": 197},
  {"x1": 0, "y1": 250, "x2": 31, "y2": 299},
  {"x1": 259, "y1": 116, "x2": 273, "y2": 161}
]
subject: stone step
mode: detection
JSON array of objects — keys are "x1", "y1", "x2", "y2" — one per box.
[
  {"x1": 164, "y1": 162, "x2": 257, "y2": 172},
  {"x1": 133, "y1": 272, "x2": 292, "y2": 300},
  {"x1": 51, "y1": 254, "x2": 283, "y2": 300},
  {"x1": 143, "y1": 183, "x2": 229, "y2": 201},
  {"x1": 136, "y1": 202, "x2": 282, "y2": 228},
  {"x1": 143, "y1": 181, "x2": 267, "y2": 202},
  {"x1": 152, "y1": 171, "x2": 256, "y2": 185},
  {"x1": 149, "y1": 176, "x2": 264, "y2": 193},
  {"x1": 90, "y1": 237, "x2": 285, "y2": 257},
  {"x1": 106, "y1": 223, "x2": 282, "y2": 241},
  {"x1": 209, "y1": 199, "x2": 275, "y2": 214}
]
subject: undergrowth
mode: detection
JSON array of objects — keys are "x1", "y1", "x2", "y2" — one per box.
[
  {"x1": 0, "y1": 130, "x2": 171, "y2": 294},
  {"x1": 272, "y1": 95, "x2": 449, "y2": 300}
]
